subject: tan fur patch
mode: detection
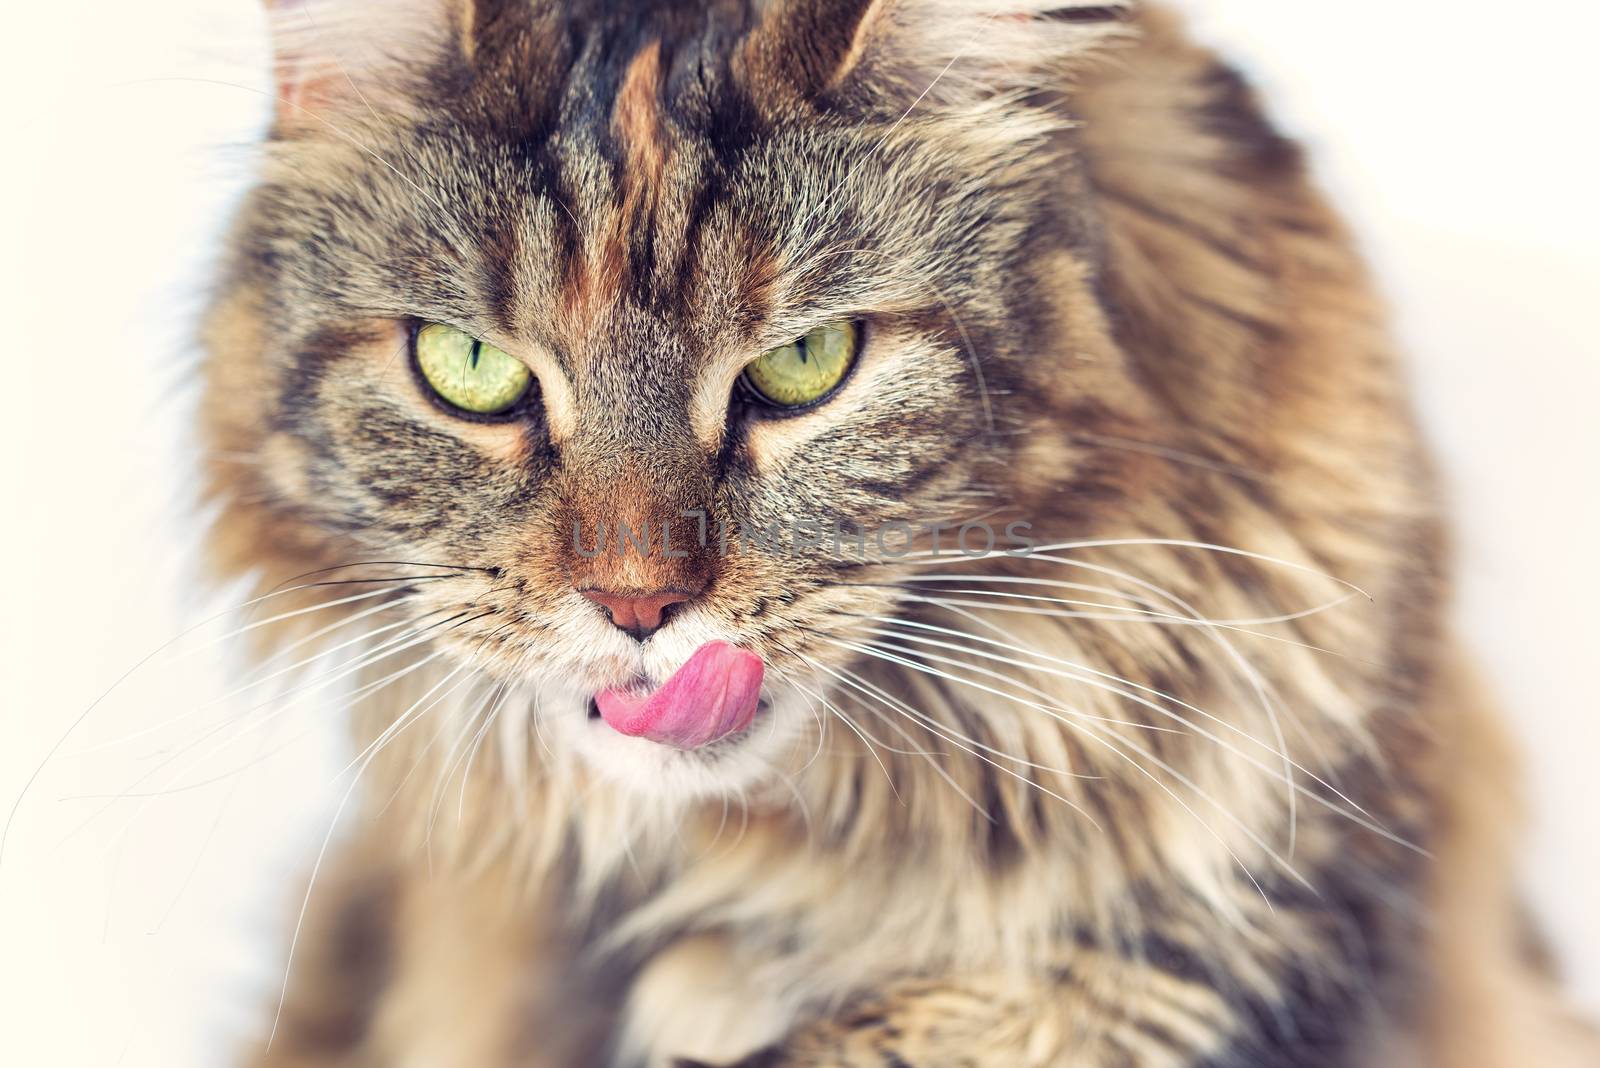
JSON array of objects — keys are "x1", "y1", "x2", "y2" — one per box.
[
  {"x1": 577, "y1": 40, "x2": 670, "y2": 333},
  {"x1": 613, "y1": 41, "x2": 668, "y2": 193}
]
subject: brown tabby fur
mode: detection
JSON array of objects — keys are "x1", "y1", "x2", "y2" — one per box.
[{"x1": 197, "y1": 1, "x2": 1597, "y2": 1065}]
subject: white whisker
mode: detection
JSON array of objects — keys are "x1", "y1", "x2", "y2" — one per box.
[
  {"x1": 823, "y1": 639, "x2": 1108, "y2": 829},
  {"x1": 830, "y1": 636, "x2": 1301, "y2": 907},
  {"x1": 986, "y1": 550, "x2": 1302, "y2": 854},
  {"x1": 861, "y1": 611, "x2": 1411, "y2": 851}
]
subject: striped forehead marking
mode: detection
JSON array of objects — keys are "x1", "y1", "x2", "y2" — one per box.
[
  {"x1": 559, "y1": 40, "x2": 670, "y2": 342},
  {"x1": 613, "y1": 41, "x2": 668, "y2": 189}
]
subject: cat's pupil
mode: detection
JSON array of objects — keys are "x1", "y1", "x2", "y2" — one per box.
[{"x1": 468, "y1": 339, "x2": 481, "y2": 370}]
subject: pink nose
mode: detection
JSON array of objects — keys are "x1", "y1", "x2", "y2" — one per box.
[{"x1": 580, "y1": 587, "x2": 696, "y2": 640}]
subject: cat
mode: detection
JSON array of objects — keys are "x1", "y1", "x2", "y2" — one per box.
[{"x1": 198, "y1": 1, "x2": 1598, "y2": 1065}]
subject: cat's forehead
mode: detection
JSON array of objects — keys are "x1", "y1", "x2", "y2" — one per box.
[
  {"x1": 514, "y1": 0, "x2": 760, "y2": 133},
  {"x1": 468, "y1": 8, "x2": 827, "y2": 367},
  {"x1": 269, "y1": 0, "x2": 1057, "y2": 373}
]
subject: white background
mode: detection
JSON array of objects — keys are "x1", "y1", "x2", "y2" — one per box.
[{"x1": 1, "y1": 2, "x2": 1595, "y2": 1065}]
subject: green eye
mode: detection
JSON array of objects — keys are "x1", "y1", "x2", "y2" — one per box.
[
  {"x1": 414, "y1": 323, "x2": 532, "y2": 415},
  {"x1": 742, "y1": 321, "x2": 860, "y2": 408}
]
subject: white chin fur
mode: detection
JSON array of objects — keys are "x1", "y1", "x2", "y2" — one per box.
[
  {"x1": 530, "y1": 607, "x2": 815, "y2": 803},
  {"x1": 536, "y1": 683, "x2": 811, "y2": 802},
  {"x1": 476, "y1": 607, "x2": 817, "y2": 803}
]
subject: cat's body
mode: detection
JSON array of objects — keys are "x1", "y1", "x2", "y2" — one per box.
[{"x1": 201, "y1": 2, "x2": 1596, "y2": 1065}]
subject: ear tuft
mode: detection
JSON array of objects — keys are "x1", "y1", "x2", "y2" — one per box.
[
  {"x1": 262, "y1": 0, "x2": 457, "y2": 130},
  {"x1": 748, "y1": 0, "x2": 1133, "y2": 111},
  {"x1": 863, "y1": 1, "x2": 1133, "y2": 104}
]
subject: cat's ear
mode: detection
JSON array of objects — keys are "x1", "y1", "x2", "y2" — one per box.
[
  {"x1": 742, "y1": 0, "x2": 1131, "y2": 112},
  {"x1": 261, "y1": 0, "x2": 463, "y2": 132}
]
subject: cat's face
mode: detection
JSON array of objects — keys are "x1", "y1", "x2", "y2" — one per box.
[{"x1": 204, "y1": 0, "x2": 1132, "y2": 799}]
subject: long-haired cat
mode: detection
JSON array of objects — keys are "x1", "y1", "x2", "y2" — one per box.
[{"x1": 199, "y1": 1, "x2": 1597, "y2": 1065}]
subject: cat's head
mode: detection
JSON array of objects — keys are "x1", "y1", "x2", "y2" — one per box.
[{"x1": 201, "y1": 0, "x2": 1169, "y2": 809}]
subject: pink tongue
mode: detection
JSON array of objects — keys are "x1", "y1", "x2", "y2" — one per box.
[{"x1": 594, "y1": 641, "x2": 765, "y2": 749}]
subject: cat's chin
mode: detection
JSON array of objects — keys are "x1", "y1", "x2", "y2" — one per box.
[{"x1": 540, "y1": 683, "x2": 810, "y2": 803}]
